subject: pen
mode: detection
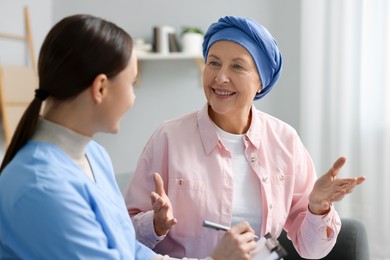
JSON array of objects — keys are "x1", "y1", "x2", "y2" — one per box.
[{"x1": 202, "y1": 220, "x2": 260, "y2": 241}]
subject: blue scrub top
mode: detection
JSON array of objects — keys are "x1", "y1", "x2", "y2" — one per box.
[{"x1": 0, "y1": 140, "x2": 155, "y2": 259}]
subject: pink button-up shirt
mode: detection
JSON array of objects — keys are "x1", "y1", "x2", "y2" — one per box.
[{"x1": 124, "y1": 104, "x2": 341, "y2": 259}]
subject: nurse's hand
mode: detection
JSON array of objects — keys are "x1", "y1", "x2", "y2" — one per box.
[
  {"x1": 309, "y1": 156, "x2": 366, "y2": 215},
  {"x1": 150, "y1": 172, "x2": 177, "y2": 236},
  {"x1": 210, "y1": 221, "x2": 257, "y2": 260}
]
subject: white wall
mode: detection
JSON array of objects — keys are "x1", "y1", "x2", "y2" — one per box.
[
  {"x1": 0, "y1": 0, "x2": 52, "y2": 67},
  {"x1": 51, "y1": 0, "x2": 301, "y2": 188}
]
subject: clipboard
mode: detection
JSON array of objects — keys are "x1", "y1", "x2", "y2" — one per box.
[{"x1": 250, "y1": 232, "x2": 287, "y2": 260}]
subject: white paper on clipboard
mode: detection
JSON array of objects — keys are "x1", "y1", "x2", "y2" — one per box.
[{"x1": 250, "y1": 233, "x2": 287, "y2": 260}]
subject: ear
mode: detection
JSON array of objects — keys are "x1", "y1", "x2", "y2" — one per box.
[{"x1": 90, "y1": 74, "x2": 108, "y2": 104}]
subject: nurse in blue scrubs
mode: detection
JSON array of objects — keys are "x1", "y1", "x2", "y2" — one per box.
[{"x1": 0, "y1": 14, "x2": 256, "y2": 260}]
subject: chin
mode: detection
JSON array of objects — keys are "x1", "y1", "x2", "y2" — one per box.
[
  {"x1": 111, "y1": 126, "x2": 120, "y2": 134},
  {"x1": 208, "y1": 102, "x2": 229, "y2": 115},
  {"x1": 105, "y1": 124, "x2": 120, "y2": 134}
]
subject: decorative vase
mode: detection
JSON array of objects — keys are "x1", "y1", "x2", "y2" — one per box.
[{"x1": 181, "y1": 32, "x2": 203, "y2": 55}]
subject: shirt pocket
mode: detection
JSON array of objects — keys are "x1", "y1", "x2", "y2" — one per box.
[
  {"x1": 270, "y1": 172, "x2": 294, "y2": 197},
  {"x1": 269, "y1": 172, "x2": 294, "y2": 219},
  {"x1": 168, "y1": 178, "x2": 206, "y2": 238},
  {"x1": 270, "y1": 172, "x2": 293, "y2": 186}
]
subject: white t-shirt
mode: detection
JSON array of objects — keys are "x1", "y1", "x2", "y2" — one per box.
[{"x1": 215, "y1": 125, "x2": 263, "y2": 236}]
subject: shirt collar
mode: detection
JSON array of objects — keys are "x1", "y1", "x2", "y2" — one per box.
[
  {"x1": 197, "y1": 104, "x2": 220, "y2": 154},
  {"x1": 31, "y1": 118, "x2": 91, "y2": 161},
  {"x1": 197, "y1": 103, "x2": 262, "y2": 154},
  {"x1": 246, "y1": 104, "x2": 262, "y2": 149}
]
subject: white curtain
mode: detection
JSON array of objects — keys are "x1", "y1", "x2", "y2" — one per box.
[{"x1": 300, "y1": 0, "x2": 390, "y2": 259}]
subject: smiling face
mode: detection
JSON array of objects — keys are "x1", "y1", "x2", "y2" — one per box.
[{"x1": 203, "y1": 40, "x2": 262, "y2": 133}]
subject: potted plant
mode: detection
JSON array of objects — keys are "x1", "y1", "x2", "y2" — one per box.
[
  {"x1": 181, "y1": 26, "x2": 204, "y2": 55},
  {"x1": 181, "y1": 27, "x2": 204, "y2": 35}
]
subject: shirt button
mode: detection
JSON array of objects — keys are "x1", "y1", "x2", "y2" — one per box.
[
  {"x1": 245, "y1": 136, "x2": 249, "y2": 141},
  {"x1": 251, "y1": 156, "x2": 256, "y2": 163},
  {"x1": 279, "y1": 175, "x2": 284, "y2": 181},
  {"x1": 269, "y1": 204, "x2": 273, "y2": 209},
  {"x1": 262, "y1": 176, "x2": 268, "y2": 182}
]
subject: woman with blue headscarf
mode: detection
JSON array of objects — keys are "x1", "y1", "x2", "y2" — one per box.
[{"x1": 125, "y1": 16, "x2": 365, "y2": 259}]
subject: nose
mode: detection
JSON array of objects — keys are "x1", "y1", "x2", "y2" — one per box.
[{"x1": 214, "y1": 67, "x2": 230, "y2": 84}]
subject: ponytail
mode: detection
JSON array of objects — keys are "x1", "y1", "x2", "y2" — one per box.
[{"x1": 0, "y1": 92, "x2": 46, "y2": 173}]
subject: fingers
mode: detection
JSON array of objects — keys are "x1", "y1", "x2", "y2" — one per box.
[
  {"x1": 153, "y1": 207, "x2": 177, "y2": 236},
  {"x1": 329, "y1": 156, "x2": 347, "y2": 178},
  {"x1": 211, "y1": 222, "x2": 256, "y2": 260},
  {"x1": 329, "y1": 181, "x2": 354, "y2": 198},
  {"x1": 333, "y1": 156, "x2": 346, "y2": 168},
  {"x1": 240, "y1": 236, "x2": 257, "y2": 255},
  {"x1": 150, "y1": 172, "x2": 177, "y2": 236},
  {"x1": 329, "y1": 157, "x2": 366, "y2": 186},
  {"x1": 330, "y1": 176, "x2": 366, "y2": 201},
  {"x1": 356, "y1": 176, "x2": 366, "y2": 184},
  {"x1": 150, "y1": 192, "x2": 164, "y2": 212},
  {"x1": 167, "y1": 218, "x2": 178, "y2": 226},
  {"x1": 310, "y1": 156, "x2": 365, "y2": 214},
  {"x1": 152, "y1": 191, "x2": 177, "y2": 236},
  {"x1": 231, "y1": 222, "x2": 257, "y2": 253},
  {"x1": 155, "y1": 214, "x2": 178, "y2": 226},
  {"x1": 333, "y1": 176, "x2": 366, "y2": 192},
  {"x1": 153, "y1": 217, "x2": 177, "y2": 236},
  {"x1": 230, "y1": 221, "x2": 256, "y2": 241},
  {"x1": 230, "y1": 221, "x2": 250, "y2": 233},
  {"x1": 150, "y1": 191, "x2": 175, "y2": 217},
  {"x1": 152, "y1": 172, "x2": 165, "y2": 196}
]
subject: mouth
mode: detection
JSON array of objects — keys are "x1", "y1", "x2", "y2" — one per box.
[{"x1": 213, "y1": 88, "x2": 236, "y2": 96}]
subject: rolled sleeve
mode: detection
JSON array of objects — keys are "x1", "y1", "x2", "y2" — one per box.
[
  {"x1": 132, "y1": 210, "x2": 166, "y2": 249},
  {"x1": 305, "y1": 204, "x2": 341, "y2": 240},
  {"x1": 296, "y1": 204, "x2": 341, "y2": 258}
]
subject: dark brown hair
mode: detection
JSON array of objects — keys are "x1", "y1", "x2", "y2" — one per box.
[{"x1": 0, "y1": 14, "x2": 133, "y2": 172}]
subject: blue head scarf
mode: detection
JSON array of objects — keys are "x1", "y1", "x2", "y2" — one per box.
[{"x1": 202, "y1": 16, "x2": 283, "y2": 100}]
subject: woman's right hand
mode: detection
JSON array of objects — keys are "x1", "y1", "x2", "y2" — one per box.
[
  {"x1": 308, "y1": 156, "x2": 365, "y2": 215},
  {"x1": 210, "y1": 221, "x2": 257, "y2": 260},
  {"x1": 150, "y1": 172, "x2": 177, "y2": 236}
]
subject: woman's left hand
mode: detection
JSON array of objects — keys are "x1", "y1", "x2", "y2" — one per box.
[
  {"x1": 308, "y1": 156, "x2": 366, "y2": 215},
  {"x1": 150, "y1": 172, "x2": 177, "y2": 236}
]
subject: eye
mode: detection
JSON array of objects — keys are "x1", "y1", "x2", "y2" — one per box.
[
  {"x1": 207, "y1": 60, "x2": 221, "y2": 67},
  {"x1": 232, "y1": 63, "x2": 244, "y2": 70}
]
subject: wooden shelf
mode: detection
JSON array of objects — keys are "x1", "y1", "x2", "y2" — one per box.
[
  {"x1": 135, "y1": 52, "x2": 205, "y2": 85},
  {"x1": 137, "y1": 52, "x2": 203, "y2": 60}
]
